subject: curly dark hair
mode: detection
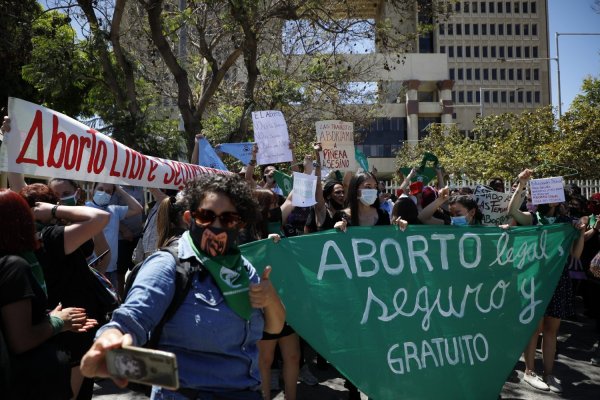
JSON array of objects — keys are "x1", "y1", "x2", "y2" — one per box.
[
  {"x1": 180, "y1": 174, "x2": 258, "y2": 225},
  {"x1": 19, "y1": 183, "x2": 60, "y2": 207},
  {"x1": 448, "y1": 195, "x2": 482, "y2": 224}
]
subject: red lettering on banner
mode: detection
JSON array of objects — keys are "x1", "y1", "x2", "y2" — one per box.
[
  {"x1": 163, "y1": 161, "x2": 176, "y2": 184},
  {"x1": 147, "y1": 158, "x2": 158, "y2": 182},
  {"x1": 122, "y1": 148, "x2": 130, "y2": 178},
  {"x1": 85, "y1": 129, "x2": 98, "y2": 173},
  {"x1": 15, "y1": 110, "x2": 45, "y2": 166},
  {"x1": 173, "y1": 162, "x2": 183, "y2": 186},
  {"x1": 128, "y1": 150, "x2": 144, "y2": 180},
  {"x1": 93, "y1": 141, "x2": 107, "y2": 174},
  {"x1": 64, "y1": 134, "x2": 79, "y2": 170},
  {"x1": 109, "y1": 139, "x2": 121, "y2": 177},
  {"x1": 47, "y1": 115, "x2": 66, "y2": 168}
]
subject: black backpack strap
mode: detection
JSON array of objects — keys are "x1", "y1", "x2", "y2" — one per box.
[{"x1": 146, "y1": 243, "x2": 201, "y2": 348}]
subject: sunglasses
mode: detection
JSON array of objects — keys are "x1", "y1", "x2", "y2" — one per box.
[{"x1": 193, "y1": 208, "x2": 241, "y2": 227}]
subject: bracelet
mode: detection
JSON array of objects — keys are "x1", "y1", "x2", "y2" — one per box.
[
  {"x1": 51, "y1": 205, "x2": 59, "y2": 219},
  {"x1": 49, "y1": 315, "x2": 64, "y2": 335}
]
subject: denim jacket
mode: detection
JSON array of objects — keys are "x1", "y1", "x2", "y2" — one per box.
[{"x1": 97, "y1": 231, "x2": 264, "y2": 395}]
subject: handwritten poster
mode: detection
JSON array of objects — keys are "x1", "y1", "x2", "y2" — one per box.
[
  {"x1": 291, "y1": 172, "x2": 317, "y2": 207},
  {"x1": 316, "y1": 120, "x2": 357, "y2": 172},
  {"x1": 473, "y1": 185, "x2": 526, "y2": 226},
  {"x1": 529, "y1": 177, "x2": 565, "y2": 205},
  {"x1": 0, "y1": 98, "x2": 229, "y2": 189},
  {"x1": 252, "y1": 110, "x2": 292, "y2": 165}
]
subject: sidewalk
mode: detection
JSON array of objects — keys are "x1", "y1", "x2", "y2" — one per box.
[{"x1": 93, "y1": 298, "x2": 600, "y2": 399}]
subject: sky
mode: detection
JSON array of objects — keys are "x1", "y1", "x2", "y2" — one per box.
[{"x1": 548, "y1": 0, "x2": 600, "y2": 112}]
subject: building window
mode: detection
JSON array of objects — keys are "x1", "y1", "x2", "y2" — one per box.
[
  {"x1": 490, "y1": 24, "x2": 496, "y2": 35},
  {"x1": 518, "y1": 91, "x2": 523, "y2": 102},
  {"x1": 532, "y1": 24, "x2": 538, "y2": 36},
  {"x1": 459, "y1": 91, "x2": 465, "y2": 102},
  {"x1": 472, "y1": 1, "x2": 478, "y2": 12},
  {"x1": 491, "y1": 46, "x2": 497, "y2": 58},
  {"x1": 439, "y1": 24, "x2": 445, "y2": 35},
  {"x1": 516, "y1": 46, "x2": 522, "y2": 57},
  {"x1": 499, "y1": 46, "x2": 505, "y2": 58},
  {"x1": 508, "y1": 68, "x2": 514, "y2": 80},
  {"x1": 452, "y1": 91, "x2": 456, "y2": 102},
  {"x1": 533, "y1": 68, "x2": 539, "y2": 80},
  {"x1": 515, "y1": 24, "x2": 521, "y2": 35},
  {"x1": 531, "y1": 1, "x2": 536, "y2": 13},
  {"x1": 466, "y1": 68, "x2": 472, "y2": 80},
  {"x1": 457, "y1": 46, "x2": 463, "y2": 57},
  {"x1": 475, "y1": 68, "x2": 481, "y2": 80},
  {"x1": 483, "y1": 46, "x2": 488, "y2": 57},
  {"x1": 506, "y1": 1, "x2": 511, "y2": 13},
  {"x1": 458, "y1": 68, "x2": 464, "y2": 80},
  {"x1": 492, "y1": 68, "x2": 498, "y2": 80},
  {"x1": 449, "y1": 46, "x2": 454, "y2": 57},
  {"x1": 482, "y1": 24, "x2": 487, "y2": 35},
  {"x1": 450, "y1": 68, "x2": 455, "y2": 80},
  {"x1": 455, "y1": 1, "x2": 461, "y2": 12},
  {"x1": 522, "y1": 1, "x2": 528, "y2": 13},
  {"x1": 526, "y1": 91, "x2": 532, "y2": 103},
  {"x1": 524, "y1": 24, "x2": 529, "y2": 36},
  {"x1": 476, "y1": 90, "x2": 481, "y2": 102},
  {"x1": 467, "y1": 91, "x2": 474, "y2": 102},
  {"x1": 497, "y1": 1, "x2": 503, "y2": 12},
  {"x1": 507, "y1": 24, "x2": 512, "y2": 35},
  {"x1": 514, "y1": 2, "x2": 519, "y2": 13},
  {"x1": 484, "y1": 69, "x2": 489, "y2": 80},
  {"x1": 484, "y1": 91, "x2": 490, "y2": 102},
  {"x1": 501, "y1": 91, "x2": 507, "y2": 103},
  {"x1": 474, "y1": 46, "x2": 480, "y2": 57},
  {"x1": 464, "y1": 1, "x2": 470, "y2": 12},
  {"x1": 465, "y1": 23, "x2": 471, "y2": 35},
  {"x1": 448, "y1": 23, "x2": 454, "y2": 35},
  {"x1": 526, "y1": 68, "x2": 531, "y2": 80},
  {"x1": 509, "y1": 91, "x2": 515, "y2": 102},
  {"x1": 481, "y1": 1, "x2": 486, "y2": 12},
  {"x1": 466, "y1": 46, "x2": 471, "y2": 57},
  {"x1": 457, "y1": 24, "x2": 462, "y2": 35},
  {"x1": 500, "y1": 68, "x2": 506, "y2": 80},
  {"x1": 499, "y1": 24, "x2": 504, "y2": 35},
  {"x1": 534, "y1": 91, "x2": 540, "y2": 103},
  {"x1": 474, "y1": 24, "x2": 479, "y2": 35},
  {"x1": 524, "y1": 46, "x2": 530, "y2": 58},
  {"x1": 517, "y1": 68, "x2": 523, "y2": 80},
  {"x1": 493, "y1": 91, "x2": 499, "y2": 103},
  {"x1": 508, "y1": 46, "x2": 513, "y2": 57},
  {"x1": 440, "y1": 45, "x2": 446, "y2": 53},
  {"x1": 532, "y1": 46, "x2": 538, "y2": 57},
  {"x1": 489, "y1": 2, "x2": 495, "y2": 12}
]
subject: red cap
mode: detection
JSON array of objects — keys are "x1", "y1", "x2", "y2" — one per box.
[{"x1": 409, "y1": 181, "x2": 423, "y2": 196}]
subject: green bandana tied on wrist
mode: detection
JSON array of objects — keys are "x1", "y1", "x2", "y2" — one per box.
[{"x1": 186, "y1": 232, "x2": 253, "y2": 320}]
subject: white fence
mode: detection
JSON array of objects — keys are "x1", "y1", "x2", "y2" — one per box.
[{"x1": 381, "y1": 179, "x2": 600, "y2": 199}]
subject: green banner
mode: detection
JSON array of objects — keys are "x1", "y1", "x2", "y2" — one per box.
[
  {"x1": 355, "y1": 148, "x2": 369, "y2": 171},
  {"x1": 241, "y1": 224, "x2": 577, "y2": 399},
  {"x1": 273, "y1": 170, "x2": 293, "y2": 197}
]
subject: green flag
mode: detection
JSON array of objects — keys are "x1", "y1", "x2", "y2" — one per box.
[
  {"x1": 273, "y1": 170, "x2": 293, "y2": 197},
  {"x1": 241, "y1": 224, "x2": 577, "y2": 399},
  {"x1": 355, "y1": 148, "x2": 369, "y2": 171}
]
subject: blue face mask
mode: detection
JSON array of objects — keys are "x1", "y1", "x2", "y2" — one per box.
[
  {"x1": 93, "y1": 191, "x2": 112, "y2": 206},
  {"x1": 450, "y1": 215, "x2": 469, "y2": 226}
]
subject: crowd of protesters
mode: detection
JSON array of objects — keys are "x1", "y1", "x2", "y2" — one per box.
[{"x1": 1, "y1": 121, "x2": 599, "y2": 399}]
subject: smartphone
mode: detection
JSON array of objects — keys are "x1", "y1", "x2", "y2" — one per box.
[
  {"x1": 87, "y1": 249, "x2": 110, "y2": 268},
  {"x1": 106, "y1": 345, "x2": 179, "y2": 390}
]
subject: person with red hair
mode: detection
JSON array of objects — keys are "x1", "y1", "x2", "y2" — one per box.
[{"x1": 0, "y1": 189, "x2": 98, "y2": 400}]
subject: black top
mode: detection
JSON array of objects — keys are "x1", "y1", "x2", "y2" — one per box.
[
  {"x1": 332, "y1": 208, "x2": 391, "y2": 227},
  {"x1": 0, "y1": 254, "x2": 48, "y2": 325}
]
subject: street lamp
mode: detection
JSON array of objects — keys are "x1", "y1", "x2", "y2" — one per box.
[{"x1": 479, "y1": 87, "x2": 522, "y2": 117}]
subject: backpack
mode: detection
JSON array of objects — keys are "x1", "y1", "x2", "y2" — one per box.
[{"x1": 123, "y1": 238, "x2": 200, "y2": 395}]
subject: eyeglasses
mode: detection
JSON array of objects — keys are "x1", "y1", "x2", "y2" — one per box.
[{"x1": 193, "y1": 208, "x2": 241, "y2": 227}]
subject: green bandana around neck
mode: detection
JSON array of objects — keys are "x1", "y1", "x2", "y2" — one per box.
[
  {"x1": 185, "y1": 232, "x2": 253, "y2": 320},
  {"x1": 20, "y1": 251, "x2": 47, "y2": 296}
]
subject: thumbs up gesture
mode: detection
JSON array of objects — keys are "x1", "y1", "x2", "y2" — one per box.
[{"x1": 249, "y1": 266, "x2": 276, "y2": 308}]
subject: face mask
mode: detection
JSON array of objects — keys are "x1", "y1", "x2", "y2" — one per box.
[
  {"x1": 189, "y1": 219, "x2": 239, "y2": 257},
  {"x1": 545, "y1": 216, "x2": 556, "y2": 225},
  {"x1": 93, "y1": 191, "x2": 112, "y2": 206},
  {"x1": 359, "y1": 189, "x2": 378, "y2": 206},
  {"x1": 451, "y1": 216, "x2": 469, "y2": 226},
  {"x1": 60, "y1": 193, "x2": 78, "y2": 206}
]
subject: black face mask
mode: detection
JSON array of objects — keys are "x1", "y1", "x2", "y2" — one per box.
[
  {"x1": 189, "y1": 219, "x2": 239, "y2": 257},
  {"x1": 268, "y1": 207, "x2": 282, "y2": 223}
]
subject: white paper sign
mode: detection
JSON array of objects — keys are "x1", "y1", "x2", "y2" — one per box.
[
  {"x1": 529, "y1": 177, "x2": 565, "y2": 205},
  {"x1": 291, "y1": 172, "x2": 317, "y2": 207},
  {"x1": 0, "y1": 97, "x2": 229, "y2": 189},
  {"x1": 473, "y1": 185, "x2": 526, "y2": 226},
  {"x1": 252, "y1": 110, "x2": 292, "y2": 165},
  {"x1": 316, "y1": 120, "x2": 357, "y2": 172}
]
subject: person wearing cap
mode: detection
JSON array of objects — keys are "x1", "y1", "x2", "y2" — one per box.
[{"x1": 409, "y1": 181, "x2": 424, "y2": 210}]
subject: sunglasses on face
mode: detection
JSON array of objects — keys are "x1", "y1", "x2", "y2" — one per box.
[{"x1": 193, "y1": 208, "x2": 241, "y2": 227}]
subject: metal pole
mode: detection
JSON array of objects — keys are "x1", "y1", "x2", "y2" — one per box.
[
  {"x1": 555, "y1": 33, "x2": 562, "y2": 117},
  {"x1": 479, "y1": 87, "x2": 484, "y2": 117}
]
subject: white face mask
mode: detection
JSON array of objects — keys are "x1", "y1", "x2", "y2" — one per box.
[
  {"x1": 93, "y1": 190, "x2": 112, "y2": 206},
  {"x1": 359, "y1": 189, "x2": 378, "y2": 206}
]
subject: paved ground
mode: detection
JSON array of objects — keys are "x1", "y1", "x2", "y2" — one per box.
[{"x1": 92, "y1": 298, "x2": 600, "y2": 399}]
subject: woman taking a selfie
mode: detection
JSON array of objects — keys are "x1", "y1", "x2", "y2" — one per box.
[{"x1": 81, "y1": 174, "x2": 285, "y2": 399}]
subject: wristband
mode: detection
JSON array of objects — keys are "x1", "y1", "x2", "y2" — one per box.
[
  {"x1": 49, "y1": 315, "x2": 64, "y2": 335},
  {"x1": 51, "y1": 205, "x2": 59, "y2": 219}
]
